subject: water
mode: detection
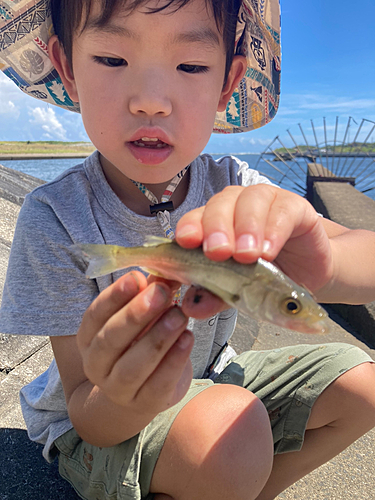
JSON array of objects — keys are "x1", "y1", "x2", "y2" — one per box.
[
  {"x1": 212, "y1": 153, "x2": 375, "y2": 201},
  {"x1": 253, "y1": 154, "x2": 374, "y2": 200},
  {"x1": 1, "y1": 153, "x2": 374, "y2": 201},
  {"x1": 0, "y1": 157, "x2": 84, "y2": 183}
]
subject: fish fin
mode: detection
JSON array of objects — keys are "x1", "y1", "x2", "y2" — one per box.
[
  {"x1": 71, "y1": 244, "x2": 124, "y2": 278},
  {"x1": 143, "y1": 235, "x2": 174, "y2": 247},
  {"x1": 197, "y1": 281, "x2": 240, "y2": 308},
  {"x1": 141, "y1": 266, "x2": 167, "y2": 278}
]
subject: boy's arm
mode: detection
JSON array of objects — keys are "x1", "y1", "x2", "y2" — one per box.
[
  {"x1": 51, "y1": 272, "x2": 194, "y2": 447},
  {"x1": 313, "y1": 219, "x2": 375, "y2": 304},
  {"x1": 175, "y1": 184, "x2": 375, "y2": 306}
]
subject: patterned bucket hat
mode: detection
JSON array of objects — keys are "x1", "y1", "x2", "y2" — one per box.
[{"x1": 0, "y1": 0, "x2": 281, "y2": 133}]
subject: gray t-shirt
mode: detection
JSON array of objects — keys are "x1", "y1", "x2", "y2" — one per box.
[{"x1": 0, "y1": 151, "x2": 272, "y2": 461}]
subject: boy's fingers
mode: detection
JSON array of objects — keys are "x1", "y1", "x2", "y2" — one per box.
[
  {"x1": 177, "y1": 187, "x2": 243, "y2": 261},
  {"x1": 147, "y1": 274, "x2": 182, "y2": 293},
  {"x1": 78, "y1": 271, "x2": 147, "y2": 350},
  {"x1": 232, "y1": 184, "x2": 277, "y2": 263},
  {"x1": 175, "y1": 206, "x2": 205, "y2": 248},
  {"x1": 199, "y1": 187, "x2": 241, "y2": 261},
  {"x1": 82, "y1": 282, "x2": 174, "y2": 384},
  {"x1": 181, "y1": 286, "x2": 229, "y2": 319},
  {"x1": 234, "y1": 186, "x2": 318, "y2": 264},
  {"x1": 106, "y1": 308, "x2": 191, "y2": 405},
  {"x1": 136, "y1": 333, "x2": 194, "y2": 410},
  {"x1": 263, "y1": 190, "x2": 319, "y2": 247}
]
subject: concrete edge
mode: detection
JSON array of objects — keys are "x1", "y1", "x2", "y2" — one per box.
[{"x1": 312, "y1": 181, "x2": 375, "y2": 345}]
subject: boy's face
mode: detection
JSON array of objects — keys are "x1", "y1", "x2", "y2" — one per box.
[{"x1": 51, "y1": 0, "x2": 245, "y2": 185}]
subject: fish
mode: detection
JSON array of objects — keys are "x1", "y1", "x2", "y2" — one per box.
[{"x1": 72, "y1": 236, "x2": 330, "y2": 334}]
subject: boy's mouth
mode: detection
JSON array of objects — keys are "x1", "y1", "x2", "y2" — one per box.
[
  {"x1": 131, "y1": 137, "x2": 169, "y2": 149},
  {"x1": 127, "y1": 135, "x2": 173, "y2": 164}
]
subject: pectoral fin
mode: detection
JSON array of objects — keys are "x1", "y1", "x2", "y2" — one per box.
[
  {"x1": 199, "y1": 281, "x2": 240, "y2": 308},
  {"x1": 141, "y1": 267, "x2": 168, "y2": 278}
]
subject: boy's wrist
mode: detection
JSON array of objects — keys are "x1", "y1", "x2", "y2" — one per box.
[
  {"x1": 68, "y1": 380, "x2": 159, "y2": 447},
  {"x1": 313, "y1": 238, "x2": 340, "y2": 304},
  {"x1": 314, "y1": 234, "x2": 375, "y2": 305}
]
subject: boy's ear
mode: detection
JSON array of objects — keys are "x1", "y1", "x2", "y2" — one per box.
[
  {"x1": 217, "y1": 55, "x2": 247, "y2": 112},
  {"x1": 48, "y1": 35, "x2": 79, "y2": 103}
]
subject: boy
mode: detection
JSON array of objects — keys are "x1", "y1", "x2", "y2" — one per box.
[{"x1": 1, "y1": 0, "x2": 375, "y2": 499}]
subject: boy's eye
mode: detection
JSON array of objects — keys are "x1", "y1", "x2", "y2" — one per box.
[
  {"x1": 178, "y1": 64, "x2": 209, "y2": 74},
  {"x1": 93, "y1": 56, "x2": 127, "y2": 67}
]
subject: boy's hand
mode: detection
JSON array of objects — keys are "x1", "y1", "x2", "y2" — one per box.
[
  {"x1": 176, "y1": 185, "x2": 334, "y2": 294},
  {"x1": 76, "y1": 272, "x2": 194, "y2": 413}
]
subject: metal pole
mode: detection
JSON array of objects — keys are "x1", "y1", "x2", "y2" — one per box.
[
  {"x1": 354, "y1": 161, "x2": 375, "y2": 188},
  {"x1": 342, "y1": 120, "x2": 375, "y2": 177},
  {"x1": 254, "y1": 137, "x2": 278, "y2": 170},
  {"x1": 260, "y1": 157, "x2": 306, "y2": 193},
  {"x1": 354, "y1": 157, "x2": 375, "y2": 183},
  {"x1": 298, "y1": 123, "x2": 317, "y2": 166},
  {"x1": 310, "y1": 119, "x2": 325, "y2": 176},
  {"x1": 271, "y1": 138, "x2": 302, "y2": 181},
  {"x1": 355, "y1": 177, "x2": 375, "y2": 191},
  {"x1": 331, "y1": 116, "x2": 339, "y2": 174},
  {"x1": 340, "y1": 118, "x2": 364, "y2": 177},
  {"x1": 336, "y1": 117, "x2": 353, "y2": 176},
  {"x1": 323, "y1": 117, "x2": 331, "y2": 176},
  {"x1": 276, "y1": 137, "x2": 306, "y2": 181},
  {"x1": 287, "y1": 129, "x2": 310, "y2": 169}
]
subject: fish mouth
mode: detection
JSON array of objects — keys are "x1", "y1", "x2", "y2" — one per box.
[{"x1": 285, "y1": 315, "x2": 331, "y2": 335}]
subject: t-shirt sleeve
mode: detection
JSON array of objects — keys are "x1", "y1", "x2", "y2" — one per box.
[
  {"x1": 0, "y1": 193, "x2": 99, "y2": 337},
  {"x1": 233, "y1": 156, "x2": 275, "y2": 187},
  {"x1": 207, "y1": 154, "x2": 275, "y2": 189}
]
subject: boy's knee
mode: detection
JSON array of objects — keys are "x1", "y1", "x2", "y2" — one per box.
[
  {"x1": 194, "y1": 385, "x2": 273, "y2": 499},
  {"x1": 309, "y1": 361, "x2": 375, "y2": 432},
  {"x1": 332, "y1": 362, "x2": 375, "y2": 409},
  {"x1": 338, "y1": 362, "x2": 375, "y2": 417},
  {"x1": 152, "y1": 384, "x2": 273, "y2": 500}
]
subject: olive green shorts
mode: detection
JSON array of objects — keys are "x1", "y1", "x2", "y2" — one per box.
[{"x1": 54, "y1": 342, "x2": 373, "y2": 500}]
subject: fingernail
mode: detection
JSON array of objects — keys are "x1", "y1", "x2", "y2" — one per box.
[
  {"x1": 263, "y1": 240, "x2": 272, "y2": 254},
  {"x1": 120, "y1": 271, "x2": 140, "y2": 294},
  {"x1": 177, "y1": 331, "x2": 192, "y2": 349},
  {"x1": 176, "y1": 224, "x2": 199, "y2": 239},
  {"x1": 235, "y1": 234, "x2": 256, "y2": 253},
  {"x1": 144, "y1": 284, "x2": 169, "y2": 308},
  {"x1": 164, "y1": 307, "x2": 187, "y2": 330},
  {"x1": 203, "y1": 232, "x2": 230, "y2": 252}
]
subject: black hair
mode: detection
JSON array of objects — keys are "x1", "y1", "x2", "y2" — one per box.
[{"x1": 50, "y1": 0, "x2": 241, "y2": 84}]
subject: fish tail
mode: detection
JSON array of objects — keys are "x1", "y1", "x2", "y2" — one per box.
[{"x1": 72, "y1": 244, "x2": 130, "y2": 278}]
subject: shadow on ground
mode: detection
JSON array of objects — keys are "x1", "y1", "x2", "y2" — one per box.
[{"x1": 0, "y1": 428, "x2": 79, "y2": 500}]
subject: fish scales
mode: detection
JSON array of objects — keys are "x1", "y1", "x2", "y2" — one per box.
[{"x1": 72, "y1": 236, "x2": 330, "y2": 335}]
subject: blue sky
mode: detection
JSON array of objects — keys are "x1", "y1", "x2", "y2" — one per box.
[{"x1": 1, "y1": 0, "x2": 374, "y2": 152}]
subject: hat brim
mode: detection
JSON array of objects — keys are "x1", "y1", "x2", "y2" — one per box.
[{"x1": 0, "y1": 0, "x2": 280, "y2": 133}]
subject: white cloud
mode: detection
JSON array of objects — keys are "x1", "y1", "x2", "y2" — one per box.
[
  {"x1": 239, "y1": 136, "x2": 271, "y2": 147},
  {"x1": 0, "y1": 71, "x2": 88, "y2": 140},
  {"x1": 28, "y1": 106, "x2": 67, "y2": 140},
  {"x1": 0, "y1": 71, "x2": 30, "y2": 105},
  {"x1": 279, "y1": 93, "x2": 375, "y2": 115},
  {"x1": 0, "y1": 99, "x2": 20, "y2": 119}
]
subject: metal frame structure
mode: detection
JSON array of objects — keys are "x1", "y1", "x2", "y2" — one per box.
[{"x1": 255, "y1": 116, "x2": 375, "y2": 197}]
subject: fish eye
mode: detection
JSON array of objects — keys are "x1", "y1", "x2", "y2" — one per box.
[{"x1": 280, "y1": 297, "x2": 302, "y2": 315}]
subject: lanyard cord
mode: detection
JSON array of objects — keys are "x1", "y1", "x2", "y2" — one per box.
[
  {"x1": 130, "y1": 165, "x2": 190, "y2": 305},
  {"x1": 130, "y1": 165, "x2": 190, "y2": 240}
]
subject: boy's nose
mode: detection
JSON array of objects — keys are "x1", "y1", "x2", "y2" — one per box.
[{"x1": 128, "y1": 78, "x2": 172, "y2": 117}]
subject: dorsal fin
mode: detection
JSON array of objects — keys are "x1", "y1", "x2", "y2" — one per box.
[{"x1": 143, "y1": 235, "x2": 174, "y2": 247}]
